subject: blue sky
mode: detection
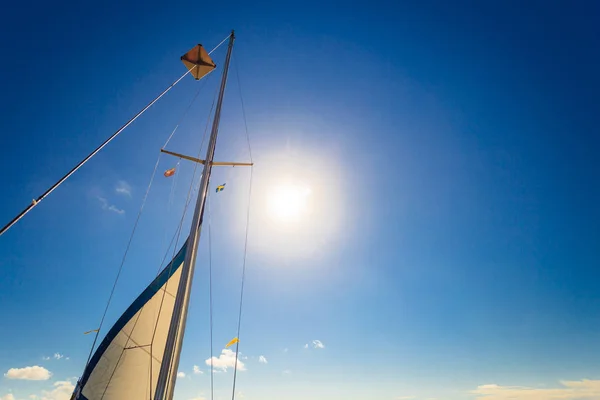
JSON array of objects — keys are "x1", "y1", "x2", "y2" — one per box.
[{"x1": 1, "y1": 1, "x2": 600, "y2": 399}]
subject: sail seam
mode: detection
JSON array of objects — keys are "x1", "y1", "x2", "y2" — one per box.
[{"x1": 75, "y1": 241, "x2": 188, "y2": 397}]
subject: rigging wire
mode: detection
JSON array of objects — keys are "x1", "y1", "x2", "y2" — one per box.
[
  {"x1": 158, "y1": 36, "x2": 238, "y2": 387},
  {"x1": 234, "y1": 51, "x2": 254, "y2": 164},
  {"x1": 148, "y1": 80, "x2": 221, "y2": 394},
  {"x1": 0, "y1": 69, "x2": 190, "y2": 237},
  {"x1": 154, "y1": 76, "x2": 206, "y2": 283},
  {"x1": 76, "y1": 33, "x2": 243, "y2": 398},
  {"x1": 83, "y1": 144, "x2": 162, "y2": 371},
  {"x1": 155, "y1": 75, "x2": 208, "y2": 276},
  {"x1": 0, "y1": 32, "x2": 231, "y2": 237},
  {"x1": 96, "y1": 73, "x2": 215, "y2": 400},
  {"x1": 155, "y1": 157, "x2": 181, "y2": 272},
  {"x1": 80, "y1": 35, "x2": 228, "y2": 377},
  {"x1": 148, "y1": 156, "x2": 180, "y2": 399},
  {"x1": 230, "y1": 50, "x2": 254, "y2": 400},
  {"x1": 98, "y1": 79, "x2": 219, "y2": 400},
  {"x1": 208, "y1": 194, "x2": 215, "y2": 400}
]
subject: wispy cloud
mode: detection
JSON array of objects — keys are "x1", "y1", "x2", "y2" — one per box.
[
  {"x1": 42, "y1": 356, "x2": 50, "y2": 361},
  {"x1": 53, "y1": 353, "x2": 63, "y2": 360},
  {"x1": 97, "y1": 196, "x2": 125, "y2": 215},
  {"x1": 108, "y1": 205, "x2": 124, "y2": 214},
  {"x1": 471, "y1": 379, "x2": 600, "y2": 399},
  {"x1": 258, "y1": 355, "x2": 268, "y2": 364},
  {"x1": 193, "y1": 365, "x2": 203, "y2": 375},
  {"x1": 282, "y1": 369, "x2": 291, "y2": 375},
  {"x1": 4, "y1": 366, "x2": 52, "y2": 380},
  {"x1": 177, "y1": 372, "x2": 186, "y2": 378},
  {"x1": 115, "y1": 180, "x2": 132, "y2": 197},
  {"x1": 1, "y1": 394, "x2": 15, "y2": 400},
  {"x1": 312, "y1": 340, "x2": 325, "y2": 349},
  {"x1": 205, "y1": 349, "x2": 246, "y2": 372},
  {"x1": 303, "y1": 343, "x2": 308, "y2": 349}
]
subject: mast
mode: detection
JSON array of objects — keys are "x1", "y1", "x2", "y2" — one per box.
[{"x1": 154, "y1": 30, "x2": 236, "y2": 400}]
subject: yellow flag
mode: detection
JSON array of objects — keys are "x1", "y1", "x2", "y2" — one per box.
[
  {"x1": 84, "y1": 329, "x2": 99, "y2": 335},
  {"x1": 225, "y1": 337, "x2": 239, "y2": 348}
]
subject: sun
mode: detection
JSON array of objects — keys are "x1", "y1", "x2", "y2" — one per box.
[{"x1": 266, "y1": 184, "x2": 312, "y2": 223}]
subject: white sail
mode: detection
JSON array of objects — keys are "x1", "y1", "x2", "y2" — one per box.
[{"x1": 72, "y1": 240, "x2": 188, "y2": 400}]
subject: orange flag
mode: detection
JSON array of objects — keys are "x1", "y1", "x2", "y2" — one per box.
[
  {"x1": 225, "y1": 337, "x2": 239, "y2": 348},
  {"x1": 164, "y1": 168, "x2": 176, "y2": 177}
]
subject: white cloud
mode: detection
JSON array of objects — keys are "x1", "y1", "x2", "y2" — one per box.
[
  {"x1": 108, "y1": 205, "x2": 124, "y2": 214},
  {"x1": 4, "y1": 366, "x2": 52, "y2": 380},
  {"x1": 1, "y1": 394, "x2": 15, "y2": 400},
  {"x1": 258, "y1": 355, "x2": 268, "y2": 364},
  {"x1": 42, "y1": 357, "x2": 50, "y2": 361},
  {"x1": 193, "y1": 365, "x2": 203, "y2": 375},
  {"x1": 97, "y1": 197, "x2": 124, "y2": 214},
  {"x1": 40, "y1": 380, "x2": 74, "y2": 400},
  {"x1": 312, "y1": 340, "x2": 325, "y2": 349},
  {"x1": 53, "y1": 354, "x2": 63, "y2": 360},
  {"x1": 177, "y1": 372, "x2": 185, "y2": 378},
  {"x1": 115, "y1": 181, "x2": 132, "y2": 197},
  {"x1": 471, "y1": 379, "x2": 600, "y2": 399},
  {"x1": 282, "y1": 369, "x2": 291, "y2": 375},
  {"x1": 303, "y1": 343, "x2": 308, "y2": 349},
  {"x1": 205, "y1": 349, "x2": 246, "y2": 372}
]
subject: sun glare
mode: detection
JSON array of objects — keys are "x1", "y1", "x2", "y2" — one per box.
[{"x1": 266, "y1": 184, "x2": 312, "y2": 223}]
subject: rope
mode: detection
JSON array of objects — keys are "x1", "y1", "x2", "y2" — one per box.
[
  {"x1": 234, "y1": 52, "x2": 253, "y2": 164},
  {"x1": 0, "y1": 32, "x2": 231, "y2": 237},
  {"x1": 148, "y1": 157, "x2": 180, "y2": 399},
  {"x1": 73, "y1": 32, "x2": 233, "y2": 397},
  {"x1": 208, "y1": 195, "x2": 215, "y2": 400},
  {"x1": 147, "y1": 79, "x2": 220, "y2": 394},
  {"x1": 155, "y1": 158, "x2": 181, "y2": 274},
  {"x1": 230, "y1": 50, "x2": 254, "y2": 400},
  {"x1": 83, "y1": 147, "x2": 162, "y2": 370},
  {"x1": 163, "y1": 77, "x2": 208, "y2": 150},
  {"x1": 100, "y1": 81, "x2": 217, "y2": 399},
  {"x1": 0, "y1": 68, "x2": 191, "y2": 237},
  {"x1": 154, "y1": 74, "x2": 207, "y2": 276},
  {"x1": 98, "y1": 77, "x2": 213, "y2": 400},
  {"x1": 83, "y1": 64, "x2": 209, "y2": 377},
  {"x1": 209, "y1": 35, "x2": 231, "y2": 56}
]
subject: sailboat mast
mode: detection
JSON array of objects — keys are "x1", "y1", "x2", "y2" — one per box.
[{"x1": 154, "y1": 30, "x2": 236, "y2": 400}]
